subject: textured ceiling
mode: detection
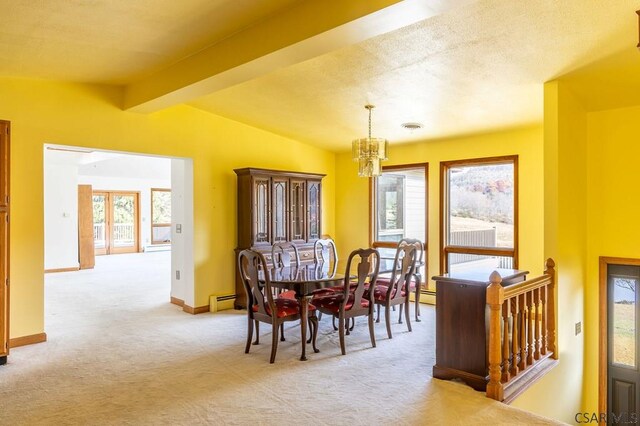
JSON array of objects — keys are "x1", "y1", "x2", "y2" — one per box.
[
  {"x1": 0, "y1": 0, "x2": 300, "y2": 84},
  {"x1": 189, "y1": 0, "x2": 640, "y2": 151},
  {"x1": 3, "y1": 0, "x2": 640, "y2": 151}
]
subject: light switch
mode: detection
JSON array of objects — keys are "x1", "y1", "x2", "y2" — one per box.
[{"x1": 176, "y1": 224, "x2": 182, "y2": 233}]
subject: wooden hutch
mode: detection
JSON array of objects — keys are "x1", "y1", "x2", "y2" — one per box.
[{"x1": 234, "y1": 168, "x2": 324, "y2": 309}]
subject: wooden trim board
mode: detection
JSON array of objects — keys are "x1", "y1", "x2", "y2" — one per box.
[
  {"x1": 10, "y1": 332, "x2": 47, "y2": 348},
  {"x1": 183, "y1": 304, "x2": 210, "y2": 315},
  {"x1": 170, "y1": 297, "x2": 184, "y2": 307},
  {"x1": 45, "y1": 267, "x2": 80, "y2": 273}
]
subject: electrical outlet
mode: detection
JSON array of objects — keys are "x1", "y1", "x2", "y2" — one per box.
[
  {"x1": 176, "y1": 224, "x2": 182, "y2": 233},
  {"x1": 176, "y1": 270, "x2": 181, "y2": 280},
  {"x1": 575, "y1": 321, "x2": 581, "y2": 335}
]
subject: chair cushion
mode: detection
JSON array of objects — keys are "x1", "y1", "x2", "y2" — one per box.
[
  {"x1": 370, "y1": 284, "x2": 406, "y2": 302},
  {"x1": 313, "y1": 293, "x2": 369, "y2": 313},
  {"x1": 252, "y1": 298, "x2": 316, "y2": 318},
  {"x1": 278, "y1": 290, "x2": 297, "y2": 300}
]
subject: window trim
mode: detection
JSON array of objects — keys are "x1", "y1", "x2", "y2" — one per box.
[
  {"x1": 151, "y1": 188, "x2": 171, "y2": 245},
  {"x1": 369, "y1": 163, "x2": 428, "y2": 249},
  {"x1": 439, "y1": 155, "x2": 518, "y2": 273}
]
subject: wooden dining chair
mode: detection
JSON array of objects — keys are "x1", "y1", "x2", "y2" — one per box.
[
  {"x1": 238, "y1": 249, "x2": 318, "y2": 363},
  {"x1": 370, "y1": 243, "x2": 417, "y2": 339},
  {"x1": 271, "y1": 241, "x2": 301, "y2": 268},
  {"x1": 398, "y1": 238, "x2": 425, "y2": 322},
  {"x1": 312, "y1": 248, "x2": 379, "y2": 355}
]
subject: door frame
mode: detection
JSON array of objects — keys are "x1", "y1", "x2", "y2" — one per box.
[
  {"x1": 599, "y1": 256, "x2": 640, "y2": 417},
  {"x1": 0, "y1": 120, "x2": 10, "y2": 361},
  {"x1": 93, "y1": 190, "x2": 141, "y2": 255}
]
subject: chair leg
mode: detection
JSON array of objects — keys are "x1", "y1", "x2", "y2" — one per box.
[
  {"x1": 253, "y1": 320, "x2": 260, "y2": 345},
  {"x1": 310, "y1": 315, "x2": 319, "y2": 353},
  {"x1": 280, "y1": 323, "x2": 286, "y2": 342},
  {"x1": 270, "y1": 322, "x2": 280, "y2": 364},
  {"x1": 318, "y1": 311, "x2": 323, "y2": 321},
  {"x1": 245, "y1": 316, "x2": 254, "y2": 354},
  {"x1": 338, "y1": 316, "x2": 346, "y2": 355},
  {"x1": 332, "y1": 315, "x2": 338, "y2": 331},
  {"x1": 405, "y1": 301, "x2": 412, "y2": 332},
  {"x1": 368, "y1": 313, "x2": 376, "y2": 348},
  {"x1": 399, "y1": 303, "x2": 403, "y2": 324},
  {"x1": 385, "y1": 306, "x2": 393, "y2": 339},
  {"x1": 415, "y1": 286, "x2": 421, "y2": 322},
  {"x1": 376, "y1": 304, "x2": 381, "y2": 323}
]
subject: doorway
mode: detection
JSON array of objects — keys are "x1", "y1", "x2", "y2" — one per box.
[
  {"x1": 92, "y1": 191, "x2": 140, "y2": 255},
  {"x1": 600, "y1": 257, "x2": 640, "y2": 422}
]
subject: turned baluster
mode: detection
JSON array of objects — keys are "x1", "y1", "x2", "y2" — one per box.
[
  {"x1": 518, "y1": 293, "x2": 527, "y2": 371},
  {"x1": 486, "y1": 271, "x2": 505, "y2": 401},
  {"x1": 540, "y1": 282, "x2": 547, "y2": 356},
  {"x1": 526, "y1": 291, "x2": 534, "y2": 366},
  {"x1": 545, "y1": 258, "x2": 557, "y2": 358},
  {"x1": 501, "y1": 299, "x2": 511, "y2": 383},
  {"x1": 534, "y1": 287, "x2": 541, "y2": 360},
  {"x1": 509, "y1": 295, "x2": 519, "y2": 377}
]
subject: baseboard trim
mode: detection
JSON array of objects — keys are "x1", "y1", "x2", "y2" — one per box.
[
  {"x1": 10, "y1": 332, "x2": 47, "y2": 348},
  {"x1": 183, "y1": 304, "x2": 209, "y2": 315},
  {"x1": 170, "y1": 297, "x2": 185, "y2": 307},
  {"x1": 44, "y1": 267, "x2": 80, "y2": 274}
]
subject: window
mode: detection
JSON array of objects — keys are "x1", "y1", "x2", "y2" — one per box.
[
  {"x1": 441, "y1": 156, "x2": 517, "y2": 273},
  {"x1": 371, "y1": 164, "x2": 427, "y2": 248},
  {"x1": 151, "y1": 188, "x2": 171, "y2": 245}
]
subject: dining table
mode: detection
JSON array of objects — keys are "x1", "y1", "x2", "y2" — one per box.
[{"x1": 264, "y1": 261, "x2": 346, "y2": 361}]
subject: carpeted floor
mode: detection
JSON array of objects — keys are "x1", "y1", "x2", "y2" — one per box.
[{"x1": 0, "y1": 252, "x2": 564, "y2": 425}]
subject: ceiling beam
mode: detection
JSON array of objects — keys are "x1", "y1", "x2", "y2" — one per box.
[{"x1": 124, "y1": 0, "x2": 458, "y2": 113}]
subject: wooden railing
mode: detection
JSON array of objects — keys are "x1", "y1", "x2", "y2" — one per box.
[{"x1": 486, "y1": 258, "x2": 557, "y2": 402}]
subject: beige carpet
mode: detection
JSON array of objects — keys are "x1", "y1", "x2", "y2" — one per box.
[{"x1": 0, "y1": 252, "x2": 564, "y2": 425}]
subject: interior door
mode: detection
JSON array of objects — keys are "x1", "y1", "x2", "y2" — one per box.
[
  {"x1": 608, "y1": 264, "x2": 640, "y2": 421},
  {"x1": 93, "y1": 191, "x2": 139, "y2": 255}
]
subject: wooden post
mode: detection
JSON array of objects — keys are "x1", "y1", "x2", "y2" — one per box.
[
  {"x1": 540, "y1": 283, "x2": 547, "y2": 356},
  {"x1": 486, "y1": 271, "x2": 504, "y2": 401},
  {"x1": 534, "y1": 287, "x2": 541, "y2": 360},
  {"x1": 518, "y1": 293, "x2": 527, "y2": 371},
  {"x1": 545, "y1": 258, "x2": 557, "y2": 358}
]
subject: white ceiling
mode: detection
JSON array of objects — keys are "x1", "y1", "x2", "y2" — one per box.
[
  {"x1": 45, "y1": 147, "x2": 171, "y2": 181},
  {"x1": 5, "y1": 0, "x2": 640, "y2": 151}
]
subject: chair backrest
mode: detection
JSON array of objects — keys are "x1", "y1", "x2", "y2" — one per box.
[
  {"x1": 340, "y1": 248, "x2": 380, "y2": 313},
  {"x1": 314, "y1": 238, "x2": 338, "y2": 273},
  {"x1": 271, "y1": 242, "x2": 301, "y2": 268},
  {"x1": 238, "y1": 249, "x2": 275, "y2": 318},
  {"x1": 398, "y1": 238, "x2": 424, "y2": 264},
  {"x1": 388, "y1": 243, "x2": 418, "y2": 302}
]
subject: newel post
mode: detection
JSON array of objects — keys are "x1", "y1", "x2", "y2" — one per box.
[
  {"x1": 486, "y1": 271, "x2": 505, "y2": 401},
  {"x1": 544, "y1": 258, "x2": 557, "y2": 359}
]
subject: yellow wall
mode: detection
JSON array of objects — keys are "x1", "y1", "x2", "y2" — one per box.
[
  {"x1": 0, "y1": 77, "x2": 335, "y2": 338},
  {"x1": 335, "y1": 124, "x2": 545, "y2": 292},
  {"x1": 510, "y1": 81, "x2": 588, "y2": 422},
  {"x1": 582, "y1": 104, "x2": 640, "y2": 413}
]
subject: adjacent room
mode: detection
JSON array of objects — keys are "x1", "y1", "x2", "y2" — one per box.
[{"x1": 2, "y1": 1, "x2": 640, "y2": 424}]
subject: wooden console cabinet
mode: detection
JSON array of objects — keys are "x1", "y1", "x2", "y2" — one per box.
[
  {"x1": 234, "y1": 168, "x2": 324, "y2": 309},
  {"x1": 432, "y1": 268, "x2": 528, "y2": 390},
  {"x1": 0, "y1": 121, "x2": 10, "y2": 366}
]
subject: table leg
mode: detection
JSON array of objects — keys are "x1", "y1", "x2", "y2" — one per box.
[{"x1": 299, "y1": 296, "x2": 308, "y2": 361}]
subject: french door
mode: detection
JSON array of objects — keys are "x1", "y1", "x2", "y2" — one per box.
[{"x1": 92, "y1": 191, "x2": 140, "y2": 255}]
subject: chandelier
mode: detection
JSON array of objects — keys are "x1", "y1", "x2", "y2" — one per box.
[{"x1": 351, "y1": 104, "x2": 388, "y2": 177}]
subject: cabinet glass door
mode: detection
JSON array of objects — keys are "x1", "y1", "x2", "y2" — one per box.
[
  {"x1": 290, "y1": 179, "x2": 306, "y2": 242},
  {"x1": 307, "y1": 180, "x2": 321, "y2": 241},
  {"x1": 272, "y1": 178, "x2": 288, "y2": 243},
  {"x1": 253, "y1": 178, "x2": 271, "y2": 244}
]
